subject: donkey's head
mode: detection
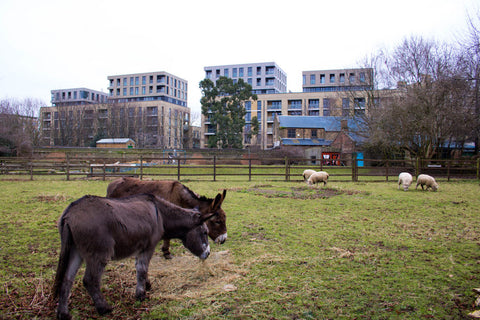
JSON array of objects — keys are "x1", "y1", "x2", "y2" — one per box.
[
  {"x1": 203, "y1": 190, "x2": 227, "y2": 244},
  {"x1": 182, "y1": 212, "x2": 217, "y2": 260}
]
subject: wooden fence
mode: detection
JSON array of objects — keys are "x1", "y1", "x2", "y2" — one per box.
[{"x1": 0, "y1": 155, "x2": 479, "y2": 182}]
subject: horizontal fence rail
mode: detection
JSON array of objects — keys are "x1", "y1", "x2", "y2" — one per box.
[{"x1": 0, "y1": 155, "x2": 479, "y2": 182}]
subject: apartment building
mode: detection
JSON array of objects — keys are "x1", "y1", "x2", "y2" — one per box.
[
  {"x1": 302, "y1": 68, "x2": 374, "y2": 92},
  {"x1": 51, "y1": 88, "x2": 109, "y2": 106},
  {"x1": 202, "y1": 68, "x2": 375, "y2": 150},
  {"x1": 40, "y1": 71, "x2": 191, "y2": 149},
  {"x1": 204, "y1": 62, "x2": 287, "y2": 95}
]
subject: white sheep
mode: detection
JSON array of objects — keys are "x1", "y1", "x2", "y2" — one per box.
[
  {"x1": 415, "y1": 174, "x2": 439, "y2": 191},
  {"x1": 307, "y1": 171, "x2": 329, "y2": 186},
  {"x1": 398, "y1": 172, "x2": 413, "y2": 191},
  {"x1": 302, "y1": 169, "x2": 316, "y2": 182}
]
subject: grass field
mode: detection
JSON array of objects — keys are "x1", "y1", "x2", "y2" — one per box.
[{"x1": 0, "y1": 177, "x2": 479, "y2": 319}]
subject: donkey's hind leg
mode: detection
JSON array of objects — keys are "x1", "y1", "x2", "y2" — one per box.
[
  {"x1": 161, "y1": 239, "x2": 173, "y2": 259},
  {"x1": 57, "y1": 248, "x2": 83, "y2": 320},
  {"x1": 83, "y1": 258, "x2": 112, "y2": 315},
  {"x1": 135, "y1": 249, "x2": 155, "y2": 301}
]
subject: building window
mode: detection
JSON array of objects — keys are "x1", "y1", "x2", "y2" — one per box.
[
  {"x1": 248, "y1": 67, "x2": 252, "y2": 77},
  {"x1": 256, "y1": 78, "x2": 262, "y2": 86},
  {"x1": 349, "y1": 73, "x2": 355, "y2": 83},
  {"x1": 287, "y1": 129, "x2": 296, "y2": 138},
  {"x1": 142, "y1": 76, "x2": 146, "y2": 85},
  {"x1": 330, "y1": 74, "x2": 335, "y2": 83},
  {"x1": 239, "y1": 67, "x2": 244, "y2": 77},
  {"x1": 245, "y1": 101, "x2": 251, "y2": 111},
  {"x1": 256, "y1": 66, "x2": 262, "y2": 75},
  {"x1": 266, "y1": 66, "x2": 275, "y2": 75},
  {"x1": 232, "y1": 68, "x2": 237, "y2": 77},
  {"x1": 310, "y1": 74, "x2": 315, "y2": 85},
  {"x1": 216, "y1": 69, "x2": 220, "y2": 78},
  {"x1": 311, "y1": 129, "x2": 317, "y2": 138},
  {"x1": 354, "y1": 98, "x2": 366, "y2": 115},
  {"x1": 224, "y1": 69, "x2": 229, "y2": 77},
  {"x1": 130, "y1": 77, "x2": 134, "y2": 86},
  {"x1": 247, "y1": 78, "x2": 252, "y2": 85},
  {"x1": 320, "y1": 74, "x2": 325, "y2": 84},
  {"x1": 257, "y1": 101, "x2": 262, "y2": 109},
  {"x1": 323, "y1": 98, "x2": 330, "y2": 116},
  {"x1": 123, "y1": 88, "x2": 127, "y2": 96},
  {"x1": 205, "y1": 70, "x2": 212, "y2": 79},
  {"x1": 339, "y1": 73, "x2": 345, "y2": 83},
  {"x1": 360, "y1": 72, "x2": 366, "y2": 82},
  {"x1": 303, "y1": 75, "x2": 306, "y2": 85},
  {"x1": 288, "y1": 100, "x2": 302, "y2": 109},
  {"x1": 342, "y1": 98, "x2": 350, "y2": 116},
  {"x1": 308, "y1": 99, "x2": 319, "y2": 109}
]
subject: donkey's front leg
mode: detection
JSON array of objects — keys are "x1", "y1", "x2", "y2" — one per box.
[
  {"x1": 161, "y1": 238, "x2": 173, "y2": 259},
  {"x1": 83, "y1": 259, "x2": 112, "y2": 315},
  {"x1": 135, "y1": 250, "x2": 154, "y2": 301}
]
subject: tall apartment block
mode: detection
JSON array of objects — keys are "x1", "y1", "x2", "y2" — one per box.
[
  {"x1": 40, "y1": 71, "x2": 191, "y2": 149},
  {"x1": 51, "y1": 88, "x2": 109, "y2": 106},
  {"x1": 204, "y1": 62, "x2": 287, "y2": 95},
  {"x1": 302, "y1": 68, "x2": 374, "y2": 92}
]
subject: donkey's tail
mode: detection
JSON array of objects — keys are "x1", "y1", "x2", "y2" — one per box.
[{"x1": 52, "y1": 220, "x2": 74, "y2": 300}]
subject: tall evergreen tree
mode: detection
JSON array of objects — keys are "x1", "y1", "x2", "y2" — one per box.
[{"x1": 200, "y1": 77, "x2": 257, "y2": 149}]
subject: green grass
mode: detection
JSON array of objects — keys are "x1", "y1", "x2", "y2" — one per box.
[{"x1": 0, "y1": 178, "x2": 479, "y2": 319}]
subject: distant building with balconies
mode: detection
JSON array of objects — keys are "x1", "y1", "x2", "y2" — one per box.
[
  {"x1": 40, "y1": 71, "x2": 191, "y2": 149},
  {"x1": 204, "y1": 62, "x2": 287, "y2": 95}
]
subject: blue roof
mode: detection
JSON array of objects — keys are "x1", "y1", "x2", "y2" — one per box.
[
  {"x1": 282, "y1": 138, "x2": 333, "y2": 146},
  {"x1": 278, "y1": 116, "x2": 357, "y2": 131}
]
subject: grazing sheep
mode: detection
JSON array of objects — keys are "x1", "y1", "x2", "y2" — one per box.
[
  {"x1": 398, "y1": 172, "x2": 413, "y2": 191},
  {"x1": 307, "y1": 171, "x2": 329, "y2": 186},
  {"x1": 302, "y1": 169, "x2": 316, "y2": 181},
  {"x1": 415, "y1": 174, "x2": 439, "y2": 191}
]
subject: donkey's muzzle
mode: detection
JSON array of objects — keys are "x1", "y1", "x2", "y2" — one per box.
[
  {"x1": 215, "y1": 233, "x2": 227, "y2": 244},
  {"x1": 199, "y1": 245, "x2": 210, "y2": 260}
]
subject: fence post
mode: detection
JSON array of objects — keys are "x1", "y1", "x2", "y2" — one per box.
[
  {"x1": 285, "y1": 157, "x2": 289, "y2": 181},
  {"x1": 415, "y1": 158, "x2": 419, "y2": 178},
  {"x1": 477, "y1": 158, "x2": 480, "y2": 181},
  {"x1": 447, "y1": 160, "x2": 451, "y2": 182},
  {"x1": 140, "y1": 155, "x2": 143, "y2": 180},
  {"x1": 213, "y1": 156, "x2": 216, "y2": 181},
  {"x1": 177, "y1": 157, "x2": 181, "y2": 181},
  {"x1": 66, "y1": 154, "x2": 70, "y2": 181},
  {"x1": 352, "y1": 153, "x2": 357, "y2": 182},
  {"x1": 385, "y1": 159, "x2": 389, "y2": 182},
  {"x1": 102, "y1": 160, "x2": 106, "y2": 181},
  {"x1": 249, "y1": 158, "x2": 252, "y2": 181}
]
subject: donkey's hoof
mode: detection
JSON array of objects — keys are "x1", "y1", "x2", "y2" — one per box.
[
  {"x1": 96, "y1": 304, "x2": 113, "y2": 315},
  {"x1": 146, "y1": 280, "x2": 152, "y2": 291},
  {"x1": 136, "y1": 291, "x2": 147, "y2": 301},
  {"x1": 57, "y1": 312, "x2": 72, "y2": 320},
  {"x1": 163, "y1": 253, "x2": 173, "y2": 260}
]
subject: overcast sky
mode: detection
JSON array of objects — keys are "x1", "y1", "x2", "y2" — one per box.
[{"x1": 0, "y1": 0, "x2": 478, "y2": 117}]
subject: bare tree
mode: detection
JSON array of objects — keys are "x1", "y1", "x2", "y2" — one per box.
[
  {"x1": 361, "y1": 36, "x2": 474, "y2": 159},
  {"x1": 0, "y1": 98, "x2": 43, "y2": 155}
]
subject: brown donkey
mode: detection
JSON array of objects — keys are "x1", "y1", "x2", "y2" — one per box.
[
  {"x1": 53, "y1": 194, "x2": 217, "y2": 320},
  {"x1": 107, "y1": 177, "x2": 227, "y2": 259}
]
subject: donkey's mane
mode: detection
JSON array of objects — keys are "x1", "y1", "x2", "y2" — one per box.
[{"x1": 181, "y1": 183, "x2": 212, "y2": 203}]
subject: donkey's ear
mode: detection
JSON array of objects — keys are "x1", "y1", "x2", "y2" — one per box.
[{"x1": 211, "y1": 193, "x2": 223, "y2": 211}]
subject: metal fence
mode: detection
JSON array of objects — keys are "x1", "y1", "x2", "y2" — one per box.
[{"x1": 0, "y1": 155, "x2": 478, "y2": 182}]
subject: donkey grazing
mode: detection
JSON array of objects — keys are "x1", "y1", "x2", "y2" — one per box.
[
  {"x1": 107, "y1": 177, "x2": 227, "y2": 259},
  {"x1": 53, "y1": 193, "x2": 216, "y2": 320}
]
